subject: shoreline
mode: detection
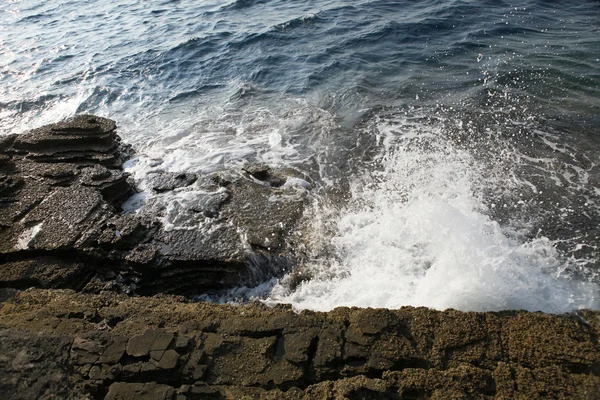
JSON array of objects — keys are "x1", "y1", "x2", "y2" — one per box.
[{"x1": 0, "y1": 116, "x2": 598, "y2": 399}]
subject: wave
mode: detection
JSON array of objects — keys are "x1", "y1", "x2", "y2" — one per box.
[{"x1": 265, "y1": 111, "x2": 600, "y2": 313}]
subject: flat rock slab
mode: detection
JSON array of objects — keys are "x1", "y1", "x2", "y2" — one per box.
[{"x1": 0, "y1": 289, "x2": 599, "y2": 399}]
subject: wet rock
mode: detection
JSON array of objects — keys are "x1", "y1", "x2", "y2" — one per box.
[
  {"x1": 190, "y1": 190, "x2": 230, "y2": 218},
  {"x1": 0, "y1": 116, "x2": 138, "y2": 296},
  {"x1": 148, "y1": 172, "x2": 197, "y2": 192},
  {"x1": 39, "y1": 163, "x2": 78, "y2": 186},
  {"x1": 125, "y1": 243, "x2": 159, "y2": 265},
  {"x1": 10, "y1": 115, "x2": 124, "y2": 167},
  {"x1": 1, "y1": 116, "x2": 311, "y2": 297},
  {"x1": 243, "y1": 163, "x2": 286, "y2": 187},
  {"x1": 80, "y1": 165, "x2": 133, "y2": 206}
]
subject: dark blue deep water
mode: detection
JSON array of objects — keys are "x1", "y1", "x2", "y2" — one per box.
[{"x1": 2, "y1": 0, "x2": 600, "y2": 311}]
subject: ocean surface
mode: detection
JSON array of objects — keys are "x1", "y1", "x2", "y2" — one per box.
[{"x1": 2, "y1": 0, "x2": 599, "y2": 313}]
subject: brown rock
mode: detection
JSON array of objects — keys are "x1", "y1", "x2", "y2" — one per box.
[
  {"x1": 105, "y1": 382, "x2": 175, "y2": 400},
  {"x1": 126, "y1": 329, "x2": 173, "y2": 358},
  {"x1": 157, "y1": 349, "x2": 180, "y2": 370},
  {"x1": 99, "y1": 336, "x2": 128, "y2": 364}
]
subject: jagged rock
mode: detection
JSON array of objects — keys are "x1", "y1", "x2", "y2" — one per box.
[
  {"x1": 0, "y1": 257, "x2": 92, "y2": 290},
  {"x1": 80, "y1": 165, "x2": 133, "y2": 206},
  {"x1": 243, "y1": 163, "x2": 287, "y2": 187},
  {"x1": 125, "y1": 243, "x2": 160, "y2": 265},
  {"x1": 190, "y1": 190, "x2": 230, "y2": 218},
  {"x1": 10, "y1": 115, "x2": 124, "y2": 167}
]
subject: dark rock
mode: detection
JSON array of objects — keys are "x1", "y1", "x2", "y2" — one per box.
[
  {"x1": 0, "y1": 327, "x2": 73, "y2": 399},
  {"x1": 242, "y1": 163, "x2": 272, "y2": 181},
  {"x1": 80, "y1": 165, "x2": 133, "y2": 206},
  {"x1": 174, "y1": 335, "x2": 190, "y2": 351},
  {"x1": 243, "y1": 163, "x2": 286, "y2": 187},
  {"x1": 0, "y1": 116, "x2": 311, "y2": 297},
  {"x1": 39, "y1": 163, "x2": 77, "y2": 179},
  {"x1": 105, "y1": 382, "x2": 175, "y2": 400},
  {"x1": 157, "y1": 349, "x2": 180, "y2": 369},
  {"x1": 190, "y1": 191, "x2": 230, "y2": 218},
  {"x1": 10, "y1": 115, "x2": 124, "y2": 167},
  {"x1": 148, "y1": 172, "x2": 197, "y2": 192},
  {"x1": 0, "y1": 257, "x2": 93, "y2": 291},
  {"x1": 99, "y1": 336, "x2": 128, "y2": 364},
  {"x1": 20, "y1": 186, "x2": 104, "y2": 250},
  {"x1": 125, "y1": 243, "x2": 159, "y2": 265}
]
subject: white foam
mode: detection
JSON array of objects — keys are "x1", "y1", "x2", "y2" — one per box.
[{"x1": 266, "y1": 117, "x2": 599, "y2": 313}]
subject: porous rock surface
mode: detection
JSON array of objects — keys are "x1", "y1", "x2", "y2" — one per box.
[
  {"x1": 0, "y1": 115, "x2": 308, "y2": 297},
  {"x1": 0, "y1": 289, "x2": 599, "y2": 399},
  {"x1": 1, "y1": 116, "x2": 599, "y2": 399}
]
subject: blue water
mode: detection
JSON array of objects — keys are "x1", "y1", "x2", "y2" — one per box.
[{"x1": 2, "y1": 0, "x2": 600, "y2": 312}]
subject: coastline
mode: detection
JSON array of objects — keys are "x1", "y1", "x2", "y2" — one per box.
[{"x1": 0, "y1": 116, "x2": 598, "y2": 399}]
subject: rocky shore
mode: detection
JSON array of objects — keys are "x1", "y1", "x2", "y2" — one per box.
[
  {"x1": 0, "y1": 116, "x2": 599, "y2": 399},
  {"x1": 0, "y1": 115, "x2": 308, "y2": 297}
]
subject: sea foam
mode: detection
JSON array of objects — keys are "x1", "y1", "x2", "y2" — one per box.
[{"x1": 266, "y1": 115, "x2": 599, "y2": 313}]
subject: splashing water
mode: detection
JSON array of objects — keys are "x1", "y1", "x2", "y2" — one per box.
[{"x1": 266, "y1": 116, "x2": 599, "y2": 313}]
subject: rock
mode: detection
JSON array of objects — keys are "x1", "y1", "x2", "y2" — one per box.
[
  {"x1": 0, "y1": 115, "x2": 140, "y2": 295},
  {"x1": 148, "y1": 172, "x2": 197, "y2": 192},
  {"x1": 105, "y1": 382, "x2": 175, "y2": 400},
  {"x1": 0, "y1": 289, "x2": 599, "y2": 399},
  {"x1": 80, "y1": 165, "x2": 133, "y2": 206},
  {"x1": 126, "y1": 329, "x2": 173, "y2": 358},
  {"x1": 99, "y1": 336, "x2": 128, "y2": 364},
  {"x1": 157, "y1": 349, "x2": 179, "y2": 369},
  {"x1": 16, "y1": 115, "x2": 597, "y2": 398},
  {"x1": 0, "y1": 327, "x2": 73, "y2": 400},
  {"x1": 190, "y1": 191, "x2": 229, "y2": 218},
  {"x1": 125, "y1": 243, "x2": 159, "y2": 265},
  {"x1": 0, "y1": 257, "x2": 92, "y2": 290},
  {"x1": 243, "y1": 163, "x2": 286, "y2": 187},
  {"x1": 0, "y1": 116, "x2": 310, "y2": 297},
  {"x1": 10, "y1": 115, "x2": 124, "y2": 167}
]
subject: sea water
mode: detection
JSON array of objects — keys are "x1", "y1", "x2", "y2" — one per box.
[{"x1": 2, "y1": 0, "x2": 599, "y2": 312}]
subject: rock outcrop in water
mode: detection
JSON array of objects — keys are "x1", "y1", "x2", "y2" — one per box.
[
  {"x1": 0, "y1": 116, "x2": 599, "y2": 399},
  {"x1": 0, "y1": 115, "x2": 308, "y2": 296}
]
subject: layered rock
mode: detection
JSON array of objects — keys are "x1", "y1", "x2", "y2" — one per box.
[
  {"x1": 0, "y1": 289, "x2": 598, "y2": 399},
  {"x1": 0, "y1": 115, "x2": 309, "y2": 296}
]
